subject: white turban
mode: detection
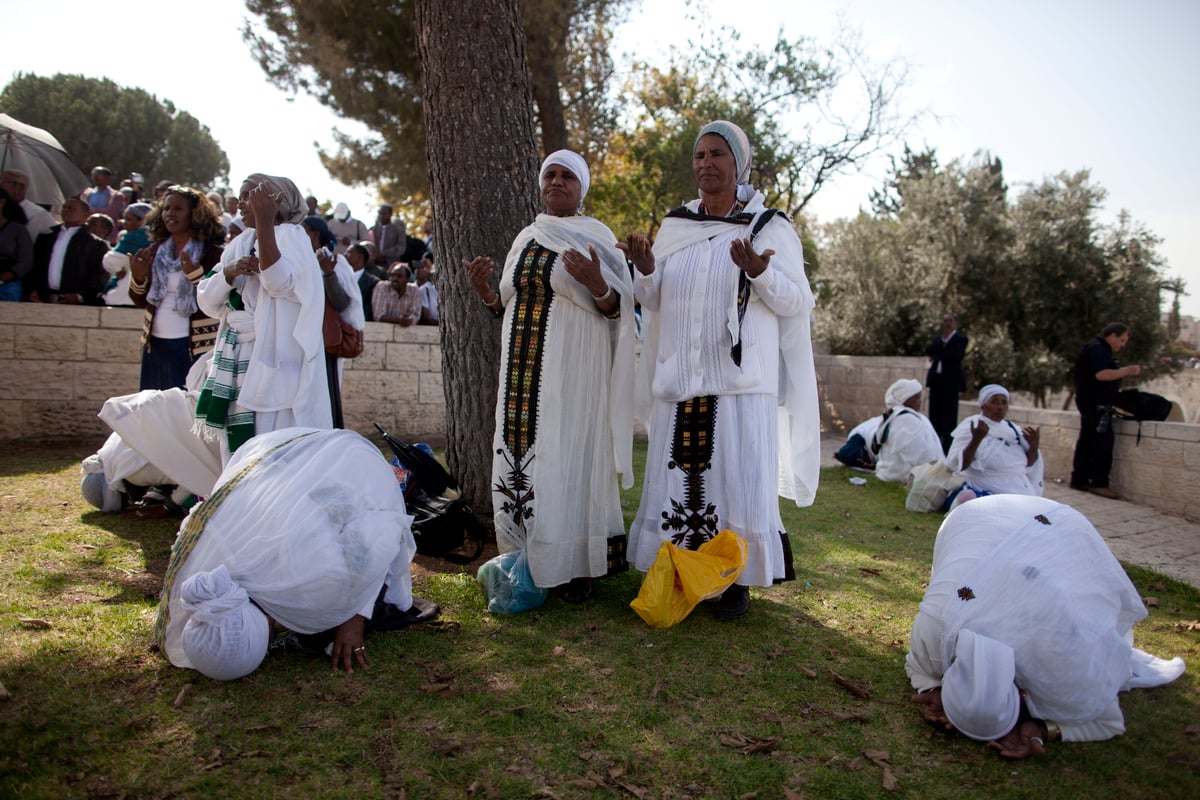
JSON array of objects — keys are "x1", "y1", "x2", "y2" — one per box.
[
  {"x1": 539, "y1": 149, "x2": 590, "y2": 204},
  {"x1": 333, "y1": 202, "x2": 351, "y2": 222},
  {"x1": 941, "y1": 629, "x2": 1020, "y2": 741},
  {"x1": 978, "y1": 384, "x2": 1009, "y2": 407},
  {"x1": 885, "y1": 378, "x2": 923, "y2": 408},
  {"x1": 179, "y1": 565, "x2": 270, "y2": 681}
]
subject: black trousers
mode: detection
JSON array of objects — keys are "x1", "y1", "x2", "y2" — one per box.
[
  {"x1": 1071, "y1": 408, "x2": 1115, "y2": 489},
  {"x1": 927, "y1": 378, "x2": 959, "y2": 454}
]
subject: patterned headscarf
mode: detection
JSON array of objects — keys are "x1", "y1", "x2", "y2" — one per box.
[{"x1": 243, "y1": 173, "x2": 307, "y2": 225}]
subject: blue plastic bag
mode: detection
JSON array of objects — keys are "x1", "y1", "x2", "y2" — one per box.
[{"x1": 476, "y1": 549, "x2": 548, "y2": 614}]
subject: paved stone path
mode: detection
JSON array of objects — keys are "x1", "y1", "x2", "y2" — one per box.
[{"x1": 819, "y1": 435, "x2": 1200, "y2": 590}]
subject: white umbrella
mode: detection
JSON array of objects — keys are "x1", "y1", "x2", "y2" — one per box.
[{"x1": 0, "y1": 113, "x2": 90, "y2": 208}]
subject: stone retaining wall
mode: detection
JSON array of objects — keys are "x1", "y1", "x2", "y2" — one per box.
[
  {"x1": 814, "y1": 354, "x2": 1200, "y2": 522},
  {"x1": 0, "y1": 303, "x2": 446, "y2": 445},
  {"x1": 3, "y1": 309, "x2": 1196, "y2": 520}
]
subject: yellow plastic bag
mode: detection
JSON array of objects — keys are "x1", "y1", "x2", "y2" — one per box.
[{"x1": 630, "y1": 530, "x2": 748, "y2": 629}]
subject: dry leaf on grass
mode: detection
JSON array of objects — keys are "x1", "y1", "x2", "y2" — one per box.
[
  {"x1": 784, "y1": 789, "x2": 806, "y2": 800},
  {"x1": 831, "y1": 711, "x2": 869, "y2": 722},
  {"x1": 1148, "y1": 581, "x2": 1166, "y2": 591},
  {"x1": 173, "y1": 683, "x2": 192, "y2": 709},
  {"x1": 719, "y1": 732, "x2": 782, "y2": 755},
  {"x1": 1175, "y1": 620, "x2": 1200, "y2": 631},
  {"x1": 420, "y1": 683, "x2": 454, "y2": 694},
  {"x1": 858, "y1": 568, "x2": 883, "y2": 576},
  {"x1": 552, "y1": 645, "x2": 567, "y2": 656},
  {"x1": 18, "y1": 617, "x2": 51, "y2": 629},
  {"x1": 862, "y1": 749, "x2": 900, "y2": 792},
  {"x1": 1143, "y1": 596, "x2": 1159, "y2": 607},
  {"x1": 829, "y1": 669, "x2": 871, "y2": 699}
]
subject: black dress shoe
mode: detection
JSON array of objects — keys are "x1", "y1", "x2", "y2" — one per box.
[{"x1": 713, "y1": 584, "x2": 749, "y2": 621}]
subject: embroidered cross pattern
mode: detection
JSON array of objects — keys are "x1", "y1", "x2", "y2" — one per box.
[
  {"x1": 661, "y1": 396, "x2": 720, "y2": 550},
  {"x1": 957, "y1": 586, "x2": 975, "y2": 601},
  {"x1": 1034, "y1": 514, "x2": 1051, "y2": 525}
]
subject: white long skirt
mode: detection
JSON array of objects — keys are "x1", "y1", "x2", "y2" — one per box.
[{"x1": 628, "y1": 393, "x2": 791, "y2": 587}]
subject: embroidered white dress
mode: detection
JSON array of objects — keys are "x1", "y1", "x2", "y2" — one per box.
[
  {"x1": 873, "y1": 408, "x2": 944, "y2": 483},
  {"x1": 628, "y1": 194, "x2": 819, "y2": 587},
  {"x1": 489, "y1": 214, "x2": 636, "y2": 588}
]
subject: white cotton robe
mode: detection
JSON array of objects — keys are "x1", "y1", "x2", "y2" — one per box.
[
  {"x1": 628, "y1": 194, "x2": 819, "y2": 587},
  {"x1": 945, "y1": 413, "x2": 1044, "y2": 496},
  {"x1": 196, "y1": 225, "x2": 331, "y2": 462},
  {"x1": 873, "y1": 408, "x2": 944, "y2": 483},
  {"x1": 906, "y1": 495, "x2": 1183, "y2": 742},
  {"x1": 489, "y1": 214, "x2": 636, "y2": 589},
  {"x1": 157, "y1": 428, "x2": 416, "y2": 671}
]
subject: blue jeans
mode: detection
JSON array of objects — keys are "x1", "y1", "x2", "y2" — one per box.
[{"x1": 0, "y1": 280, "x2": 22, "y2": 302}]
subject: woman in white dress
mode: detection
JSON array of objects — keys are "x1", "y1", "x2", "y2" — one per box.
[
  {"x1": 464, "y1": 150, "x2": 636, "y2": 603},
  {"x1": 945, "y1": 384, "x2": 1043, "y2": 509},
  {"x1": 619, "y1": 120, "x2": 820, "y2": 620},
  {"x1": 194, "y1": 174, "x2": 330, "y2": 463}
]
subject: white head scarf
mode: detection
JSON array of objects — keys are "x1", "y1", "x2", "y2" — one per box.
[
  {"x1": 539, "y1": 149, "x2": 590, "y2": 206},
  {"x1": 333, "y1": 202, "x2": 351, "y2": 222},
  {"x1": 978, "y1": 384, "x2": 1009, "y2": 407},
  {"x1": 696, "y1": 120, "x2": 753, "y2": 203},
  {"x1": 941, "y1": 629, "x2": 1021, "y2": 741},
  {"x1": 179, "y1": 565, "x2": 269, "y2": 681},
  {"x1": 885, "y1": 378, "x2": 923, "y2": 408}
]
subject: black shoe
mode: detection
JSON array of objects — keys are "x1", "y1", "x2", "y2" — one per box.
[
  {"x1": 713, "y1": 584, "x2": 749, "y2": 621},
  {"x1": 560, "y1": 577, "x2": 594, "y2": 604}
]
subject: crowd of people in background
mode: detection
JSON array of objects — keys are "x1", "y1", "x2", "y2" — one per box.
[{"x1": 0, "y1": 166, "x2": 439, "y2": 328}]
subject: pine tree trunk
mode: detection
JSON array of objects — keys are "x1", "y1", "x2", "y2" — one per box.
[{"x1": 415, "y1": 0, "x2": 541, "y2": 525}]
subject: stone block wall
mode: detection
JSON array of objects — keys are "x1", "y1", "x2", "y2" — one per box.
[
  {"x1": 814, "y1": 354, "x2": 929, "y2": 433},
  {"x1": 4, "y1": 310, "x2": 1196, "y2": 521},
  {"x1": 0, "y1": 303, "x2": 447, "y2": 446}
]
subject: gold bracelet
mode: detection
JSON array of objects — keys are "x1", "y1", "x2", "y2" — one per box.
[
  {"x1": 1044, "y1": 720, "x2": 1061, "y2": 742},
  {"x1": 129, "y1": 277, "x2": 148, "y2": 294}
]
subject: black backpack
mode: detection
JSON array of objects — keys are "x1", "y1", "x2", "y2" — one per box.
[
  {"x1": 1114, "y1": 388, "x2": 1172, "y2": 421},
  {"x1": 375, "y1": 423, "x2": 484, "y2": 564}
]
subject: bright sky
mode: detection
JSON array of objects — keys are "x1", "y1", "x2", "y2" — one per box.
[{"x1": 6, "y1": 0, "x2": 1199, "y2": 315}]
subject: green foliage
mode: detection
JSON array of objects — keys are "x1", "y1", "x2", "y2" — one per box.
[
  {"x1": 0, "y1": 73, "x2": 229, "y2": 189},
  {"x1": 815, "y1": 153, "x2": 1170, "y2": 400},
  {"x1": 587, "y1": 20, "x2": 918, "y2": 235}
]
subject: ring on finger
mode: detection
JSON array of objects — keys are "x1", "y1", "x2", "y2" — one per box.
[{"x1": 353, "y1": 646, "x2": 366, "y2": 653}]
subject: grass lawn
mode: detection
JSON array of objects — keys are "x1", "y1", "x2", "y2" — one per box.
[{"x1": 1, "y1": 440, "x2": 1197, "y2": 799}]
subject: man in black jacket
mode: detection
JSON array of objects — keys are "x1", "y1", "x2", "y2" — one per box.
[
  {"x1": 926, "y1": 313, "x2": 968, "y2": 453},
  {"x1": 1071, "y1": 322, "x2": 1140, "y2": 498},
  {"x1": 27, "y1": 197, "x2": 109, "y2": 305}
]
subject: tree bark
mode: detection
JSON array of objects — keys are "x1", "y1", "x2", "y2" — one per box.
[{"x1": 415, "y1": 0, "x2": 541, "y2": 524}]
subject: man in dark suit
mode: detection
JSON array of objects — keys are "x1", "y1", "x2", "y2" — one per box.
[
  {"x1": 28, "y1": 197, "x2": 110, "y2": 305},
  {"x1": 925, "y1": 313, "x2": 968, "y2": 453},
  {"x1": 369, "y1": 204, "x2": 407, "y2": 269}
]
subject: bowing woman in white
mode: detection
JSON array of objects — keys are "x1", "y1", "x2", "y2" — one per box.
[
  {"x1": 194, "y1": 174, "x2": 330, "y2": 463},
  {"x1": 945, "y1": 384, "x2": 1042, "y2": 508},
  {"x1": 620, "y1": 121, "x2": 820, "y2": 621}
]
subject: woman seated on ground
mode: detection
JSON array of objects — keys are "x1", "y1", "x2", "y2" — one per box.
[
  {"x1": 872, "y1": 378, "x2": 943, "y2": 483},
  {"x1": 154, "y1": 428, "x2": 433, "y2": 680},
  {"x1": 302, "y1": 215, "x2": 364, "y2": 429},
  {"x1": 194, "y1": 174, "x2": 330, "y2": 463},
  {"x1": 908, "y1": 494, "x2": 1184, "y2": 758},
  {"x1": 944, "y1": 384, "x2": 1042, "y2": 509}
]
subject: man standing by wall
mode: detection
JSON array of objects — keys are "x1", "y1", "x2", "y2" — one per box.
[
  {"x1": 926, "y1": 313, "x2": 968, "y2": 453},
  {"x1": 1071, "y1": 322, "x2": 1140, "y2": 499}
]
